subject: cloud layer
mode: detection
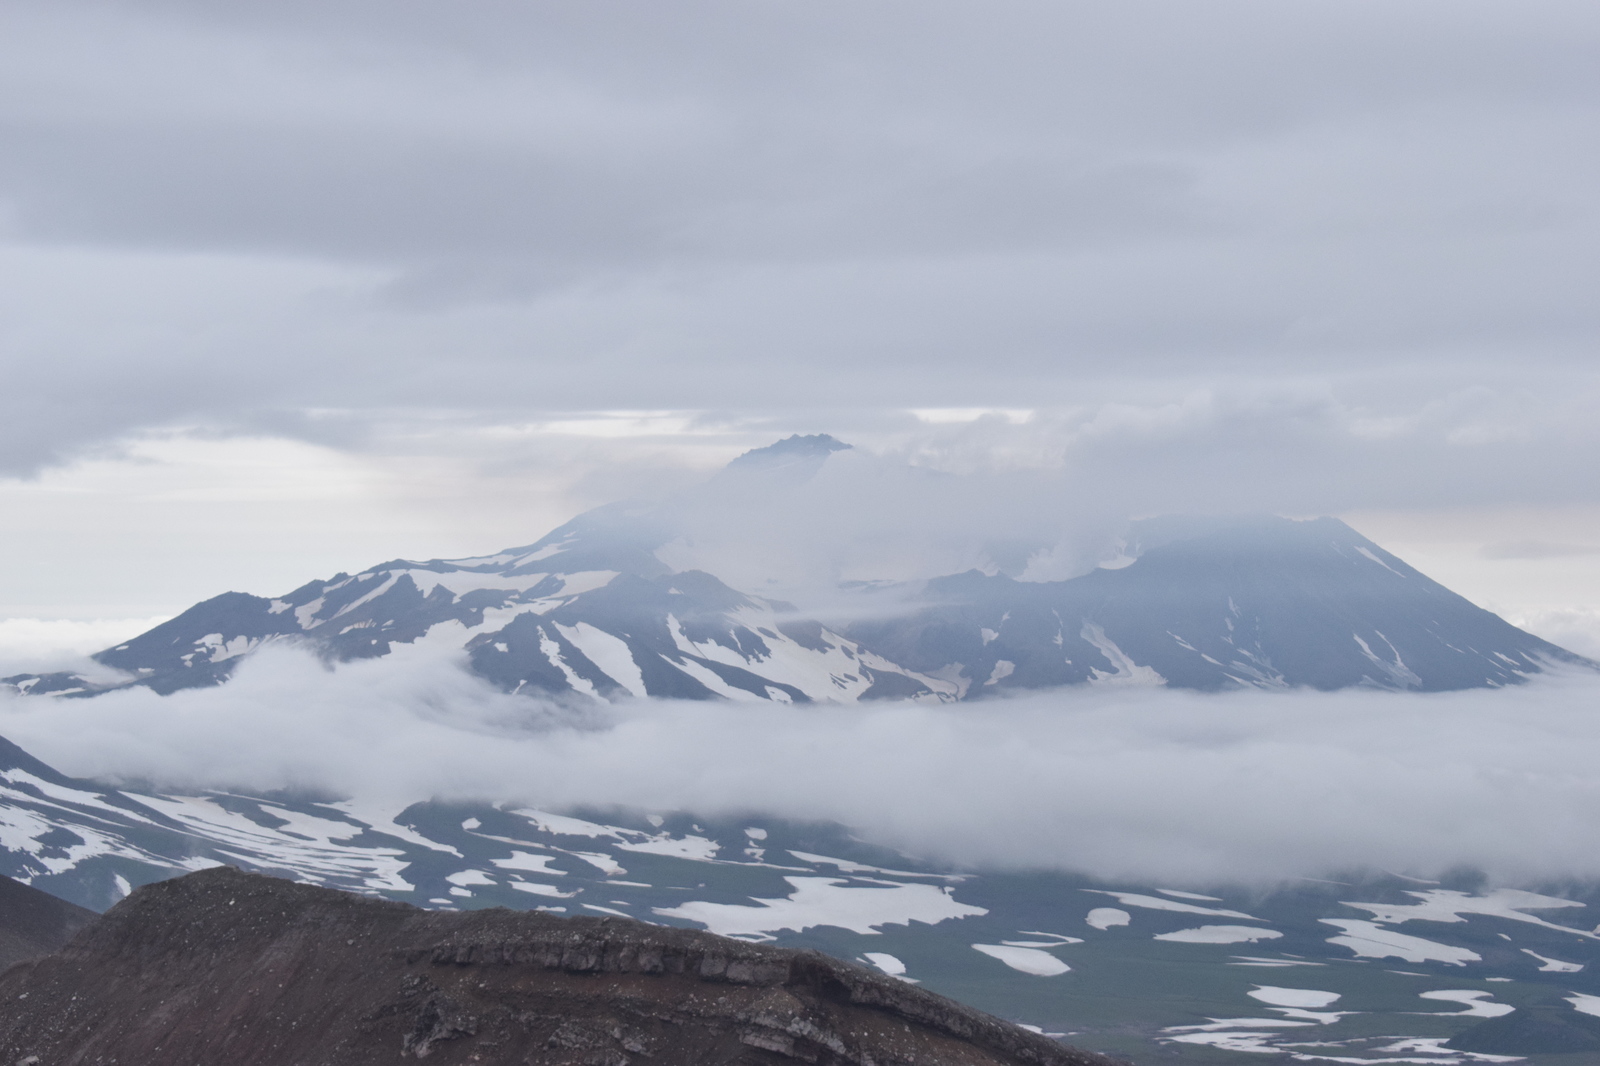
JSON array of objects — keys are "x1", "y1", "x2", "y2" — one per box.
[
  {"x1": 1, "y1": 0, "x2": 1598, "y2": 476},
  {"x1": 8, "y1": 642, "x2": 1600, "y2": 886}
]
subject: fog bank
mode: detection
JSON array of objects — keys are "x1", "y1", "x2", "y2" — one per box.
[{"x1": 5, "y1": 643, "x2": 1600, "y2": 885}]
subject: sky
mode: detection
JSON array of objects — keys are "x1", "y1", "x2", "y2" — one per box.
[{"x1": 3, "y1": 0, "x2": 1600, "y2": 644}]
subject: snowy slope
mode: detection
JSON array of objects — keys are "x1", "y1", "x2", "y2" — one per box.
[
  {"x1": 5, "y1": 458, "x2": 955, "y2": 703},
  {"x1": 846, "y1": 515, "x2": 1591, "y2": 694}
]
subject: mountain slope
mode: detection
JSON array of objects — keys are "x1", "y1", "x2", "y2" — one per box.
[
  {"x1": 0, "y1": 871, "x2": 95, "y2": 971},
  {"x1": 847, "y1": 515, "x2": 1587, "y2": 694},
  {"x1": 3, "y1": 442, "x2": 1588, "y2": 701},
  {"x1": 6, "y1": 487, "x2": 956, "y2": 704},
  {"x1": 0, "y1": 866, "x2": 1118, "y2": 1066}
]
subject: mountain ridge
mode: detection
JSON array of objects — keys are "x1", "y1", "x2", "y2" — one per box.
[
  {"x1": 0, "y1": 865, "x2": 1122, "y2": 1066},
  {"x1": 4, "y1": 442, "x2": 1589, "y2": 702}
]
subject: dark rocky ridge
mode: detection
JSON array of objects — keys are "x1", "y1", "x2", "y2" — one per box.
[
  {"x1": 0, "y1": 872, "x2": 95, "y2": 972},
  {"x1": 0, "y1": 866, "x2": 1127, "y2": 1065}
]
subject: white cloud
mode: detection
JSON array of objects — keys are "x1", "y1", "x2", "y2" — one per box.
[
  {"x1": 8, "y1": 642, "x2": 1600, "y2": 885},
  {"x1": 0, "y1": 0, "x2": 1597, "y2": 475},
  {"x1": 0, "y1": 617, "x2": 169, "y2": 677}
]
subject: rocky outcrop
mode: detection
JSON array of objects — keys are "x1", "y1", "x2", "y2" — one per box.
[
  {"x1": 0, "y1": 866, "x2": 1127, "y2": 1065},
  {"x1": 0, "y1": 873, "x2": 95, "y2": 972}
]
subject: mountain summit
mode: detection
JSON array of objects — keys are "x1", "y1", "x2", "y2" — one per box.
[
  {"x1": 4, "y1": 442, "x2": 1589, "y2": 701},
  {"x1": 726, "y1": 433, "x2": 852, "y2": 470}
]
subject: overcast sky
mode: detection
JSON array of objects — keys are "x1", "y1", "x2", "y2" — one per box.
[{"x1": 3, "y1": 0, "x2": 1600, "y2": 631}]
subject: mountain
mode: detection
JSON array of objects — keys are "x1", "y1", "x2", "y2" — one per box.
[
  {"x1": 4, "y1": 731, "x2": 1600, "y2": 1064},
  {"x1": 0, "y1": 871, "x2": 94, "y2": 971},
  {"x1": 4, "y1": 438, "x2": 1588, "y2": 701},
  {"x1": 846, "y1": 514, "x2": 1587, "y2": 694},
  {"x1": 0, "y1": 866, "x2": 1119, "y2": 1066}
]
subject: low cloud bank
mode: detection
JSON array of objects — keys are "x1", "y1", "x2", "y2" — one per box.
[
  {"x1": 5, "y1": 642, "x2": 1600, "y2": 885},
  {"x1": 0, "y1": 616, "x2": 171, "y2": 677}
]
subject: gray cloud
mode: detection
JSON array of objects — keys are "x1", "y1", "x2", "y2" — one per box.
[
  {"x1": 1482, "y1": 540, "x2": 1600, "y2": 560},
  {"x1": 0, "y1": 0, "x2": 1598, "y2": 480},
  {"x1": 7, "y1": 641, "x2": 1600, "y2": 884}
]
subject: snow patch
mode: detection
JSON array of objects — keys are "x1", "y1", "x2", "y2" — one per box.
[
  {"x1": 1085, "y1": 890, "x2": 1257, "y2": 920},
  {"x1": 654, "y1": 877, "x2": 986, "y2": 938},
  {"x1": 1080, "y1": 623, "x2": 1165, "y2": 686},
  {"x1": 972, "y1": 943, "x2": 1070, "y2": 976},
  {"x1": 1320, "y1": 919, "x2": 1481, "y2": 965},
  {"x1": 1157, "y1": 925, "x2": 1284, "y2": 945},
  {"x1": 1417, "y1": 990, "x2": 1514, "y2": 1018},
  {"x1": 1248, "y1": 986, "x2": 1340, "y2": 1009},
  {"x1": 1087, "y1": 907, "x2": 1131, "y2": 929},
  {"x1": 1522, "y1": 948, "x2": 1583, "y2": 972}
]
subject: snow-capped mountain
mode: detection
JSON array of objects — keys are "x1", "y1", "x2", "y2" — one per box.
[
  {"x1": 4, "y1": 731, "x2": 1600, "y2": 1065},
  {"x1": 847, "y1": 514, "x2": 1587, "y2": 694},
  {"x1": 4, "y1": 436, "x2": 1588, "y2": 701}
]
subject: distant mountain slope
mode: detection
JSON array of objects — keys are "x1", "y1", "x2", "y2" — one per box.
[
  {"x1": 847, "y1": 515, "x2": 1589, "y2": 694},
  {"x1": 0, "y1": 866, "x2": 1118, "y2": 1066},
  {"x1": 4, "y1": 439, "x2": 1589, "y2": 700},
  {"x1": 0, "y1": 871, "x2": 94, "y2": 972},
  {"x1": 4, "y1": 463, "x2": 956, "y2": 704}
]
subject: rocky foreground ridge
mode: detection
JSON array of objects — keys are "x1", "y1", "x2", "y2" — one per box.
[{"x1": 0, "y1": 866, "x2": 1126, "y2": 1066}]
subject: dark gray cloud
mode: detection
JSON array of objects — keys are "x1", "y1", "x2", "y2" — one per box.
[{"x1": 0, "y1": 0, "x2": 1597, "y2": 503}]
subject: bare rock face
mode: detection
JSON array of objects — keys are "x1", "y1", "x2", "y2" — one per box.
[
  {"x1": 0, "y1": 867, "x2": 1127, "y2": 1065},
  {"x1": 0, "y1": 872, "x2": 95, "y2": 972}
]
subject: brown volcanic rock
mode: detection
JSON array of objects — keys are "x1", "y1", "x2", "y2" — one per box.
[
  {"x1": 0, "y1": 872, "x2": 96, "y2": 972},
  {"x1": 0, "y1": 866, "x2": 1126, "y2": 1065}
]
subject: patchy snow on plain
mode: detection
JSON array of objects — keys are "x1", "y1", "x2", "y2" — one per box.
[
  {"x1": 788, "y1": 850, "x2": 958, "y2": 880},
  {"x1": 1156, "y1": 925, "x2": 1284, "y2": 944},
  {"x1": 1568, "y1": 992, "x2": 1600, "y2": 1017},
  {"x1": 1417, "y1": 990, "x2": 1514, "y2": 1018},
  {"x1": 1341, "y1": 888, "x2": 1594, "y2": 940},
  {"x1": 1086, "y1": 907, "x2": 1131, "y2": 929},
  {"x1": 972, "y1": 943, "x2": 1070, "y2": 976},
  {"x1": 1003, "y1": 932, "x2": 1083, "y2": 947},
  {"x1": 318, "y1": 798, "x2": 462, "y2": 856},
  {"x1": 1248, "y1": 986, "x2": 1340, "y2": 1009},
  {"x1": 512, "y1": 809, "x2": 623, "y2": 839},
  {"x1": 1320, "y1": 919, "x2": 1481, "y2": 966},
  {"x1": 1522, "y1": 948, "x2": 1584, "y2": 972},
  {"x1": 509, "y1": 881, "x2": 579, "y2": 898},
  {"x1": 654, "y1": 876, "x2": 986, "y2": 939},
  {"x1": 131, "y1": 793, "x2": 414, "y2": 893},
  {"x1": 860, "y1": 952, "x2": 908, "y2": 977},
  {"x1": 1085, "y1": 890, "x2": 1257, "y2": 920},
  {"x1": 566, "y1": 850, "x2": 627, "y2": 876},
  {"x1": 616, "y1": 834, "x2": 720, "y2": 861},
  {"x1": 489, "y1": 850, "x2": 567, "y2": 875}
]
